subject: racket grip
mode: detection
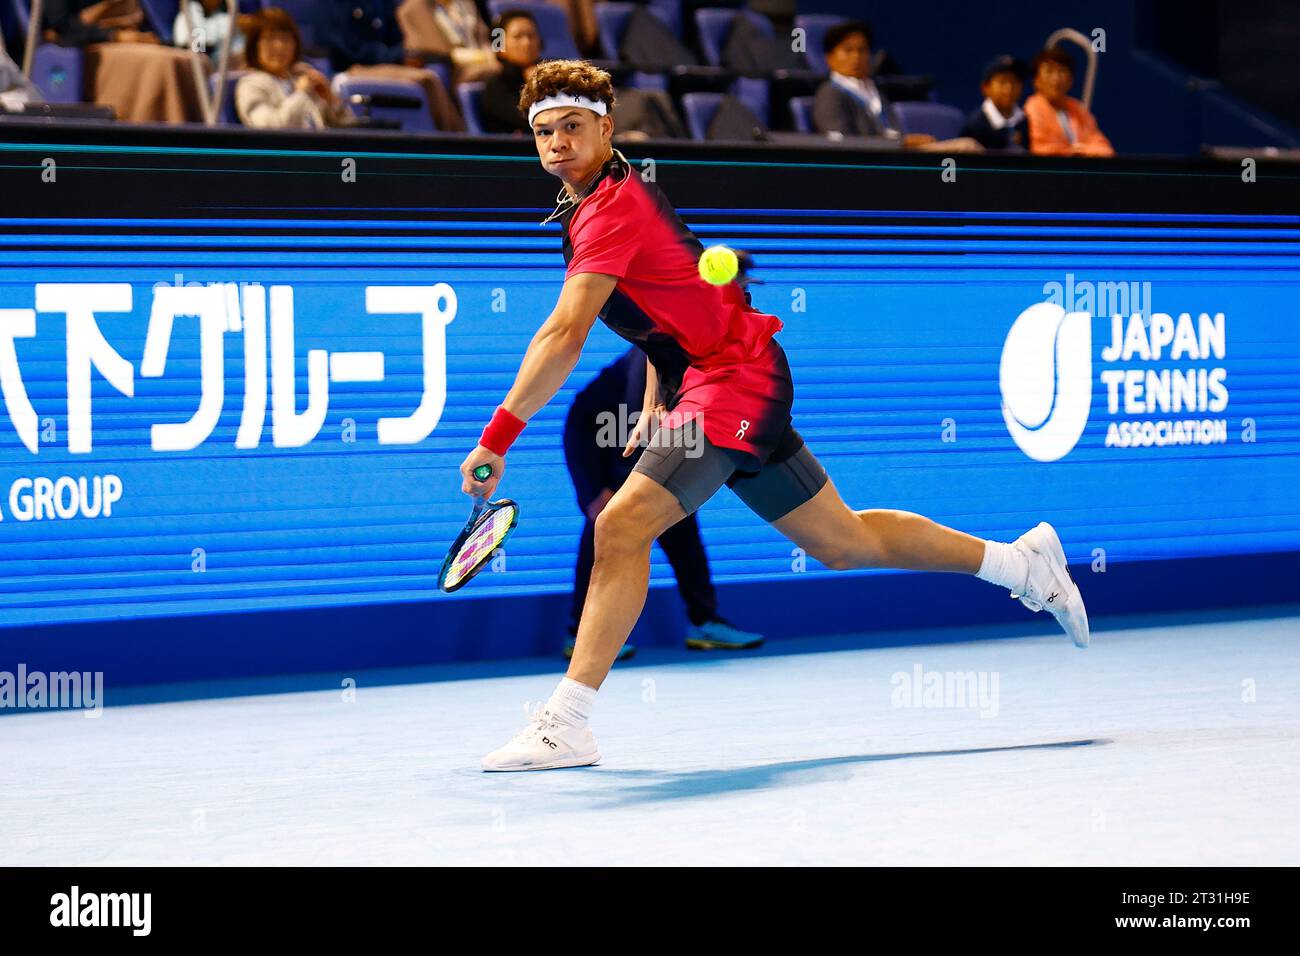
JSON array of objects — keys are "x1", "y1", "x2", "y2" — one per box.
[{"x1": 472, "y1": 464, "x2": 493, "y2": 481}]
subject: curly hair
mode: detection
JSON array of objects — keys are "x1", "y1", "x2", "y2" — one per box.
[{"x1": 518, "y1": 59, "x2": 616, "y2": 122}]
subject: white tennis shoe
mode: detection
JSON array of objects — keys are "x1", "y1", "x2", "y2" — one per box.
[
  {"x1": 1009, "y1": 522, "x2": 1091, "y2": 648},
  {"x1": 481, "y1": 707, "x2": 601, "y2": 772}
]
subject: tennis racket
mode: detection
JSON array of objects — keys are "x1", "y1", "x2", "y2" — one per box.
[{"x1": 437, "y1": 464, "x2": 520, "y2": 593}]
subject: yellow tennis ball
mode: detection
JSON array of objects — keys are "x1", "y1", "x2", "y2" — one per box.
[{"x1": 698, "y1": 245, "x2": 739, "y2": 286}]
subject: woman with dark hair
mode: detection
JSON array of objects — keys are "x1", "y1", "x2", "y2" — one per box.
[
  {"x1": 235, "y1": 7, "x2": 351, "y2": 129},
  {"x1": 1023, "y1": 46, "x2": 1114, "y2": 156},
  {"x1": 478, "y1": 8, "x2": 541, "y2": 134}
]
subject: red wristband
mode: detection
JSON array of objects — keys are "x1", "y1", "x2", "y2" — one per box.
[{"x1": 479, "y1": 405, "x2": 526, "y2": 456}]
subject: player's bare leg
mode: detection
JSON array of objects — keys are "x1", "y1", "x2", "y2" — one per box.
[
  {"x1": 771, "y1": 479, "x2": 985, "y2": 573},
  {"x1": 772, "y1": 479, "x2": 1089, "y2": 647},
  {"x1": 565, "y1": 473, "x2": 686, "y2": 687},
  {"x1": 482, "y1": 474, "x2": 685, "y2": 771}
]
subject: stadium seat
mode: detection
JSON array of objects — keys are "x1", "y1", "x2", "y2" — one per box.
[
  {"x1": 595, "y1": 2, "x2": 676, "y2": 60},
  {"x1": 788, "y1": 95, "x2": 814, "y2": 133},
  {"x1": 894, "y1": 101, "x2": 965, "y2": 140},
  {"x1": 793, "y1": 14, "x2": 843, "y2": 75},
  {"x1": 694, "y1": 7, "x2": 771, "y2": 67},
  {"x1": 427, "y1": 60, "x2": 450, "y2": 93},
  {"x1": 458, "y1": 81, "x2": 485, "y2": 135},
  {"x1": 139, "y1": 0, "x2": 179, "y2": 40},
  {"x1": 333, "y1": 76, "x2": 435, "y2": 133},
  {"x1": 730, "y1": 76, "x2": 768, "y2": 127},
  {"x1": 628, "y1": 71, "x2": 668, "y2": 92},
  {"x1": 30, "y1": 44, "x2": 83, "y2": 104},
  {"x1": 681, "y1": 91, "x2": 723, "y2": 141},
  {"x1": 648, "y1": 0, "x2": 681, "y2": 38},
  {"x1": 486, "y1": 0, "x2": 579, "y2": 60},
  {"x1": 594, "y1": 2, "x2": 634, "y2": 59},
  {"x1": 208, "y1": 71, "x2": 248, "y2": 125}
]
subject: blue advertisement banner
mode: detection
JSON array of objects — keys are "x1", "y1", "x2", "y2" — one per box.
[{"x1": 2, "y1": 210, "x2": 1297, "y2": 630}]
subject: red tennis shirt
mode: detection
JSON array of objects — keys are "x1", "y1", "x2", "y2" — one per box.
[{"x1": 559, "y1": 152, "x2": 794, "y2": 466}]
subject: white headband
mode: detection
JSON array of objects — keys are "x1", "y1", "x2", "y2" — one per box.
[{"x1": 528, "y1": 94, "x2": 608, "y2": 127}]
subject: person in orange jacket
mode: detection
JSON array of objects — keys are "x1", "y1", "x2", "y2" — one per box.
[{"x1": 1023, "y1": 46, "x2": 1114, "y2": 157}]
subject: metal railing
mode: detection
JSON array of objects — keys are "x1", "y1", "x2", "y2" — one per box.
[{"x1": 1045, "y1": 27, "x2": 1098, "y2": 112}]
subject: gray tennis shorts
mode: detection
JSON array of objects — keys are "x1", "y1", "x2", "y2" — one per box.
[{"x1": 632, "y1": 417, "x2": 829, "y2": 521}]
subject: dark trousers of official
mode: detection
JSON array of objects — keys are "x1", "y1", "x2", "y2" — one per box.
[{"x1": 570, "y1": 512, "x2": 718, "y2": 634}]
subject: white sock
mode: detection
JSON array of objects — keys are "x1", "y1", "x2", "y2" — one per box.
[
  {"x1": 546, "y1": 677, "x2": 597, "y2": 727},
  {"x1": 976, "y1": 539, "x2": 1030, "y2": 592}
]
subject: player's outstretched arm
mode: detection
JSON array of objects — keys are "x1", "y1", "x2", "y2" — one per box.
[
  {"x1": 502, "y1": 272, "x2": 616, "y2": 421},
  {"x1": 460, "y1": 272, "x2": 618, "y2": 496}
]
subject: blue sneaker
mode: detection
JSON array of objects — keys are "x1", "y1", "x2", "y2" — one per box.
[
  {"x1": 685, "y1": 619, "x2": 764, "y2": 650},
  {"x1": 564, "y1": 634, "x2": 635, "y2": 661}
]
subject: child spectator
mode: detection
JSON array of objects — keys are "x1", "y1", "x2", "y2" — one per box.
[{"x1": 960, "y1": 55, "x2": 1028, "y2": 151}]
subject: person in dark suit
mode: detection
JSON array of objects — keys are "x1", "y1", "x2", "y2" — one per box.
[
  {"x1": 960, "y1": 54, "x2": 1028, "y2": 151},
  {"x1": 812, "y1": 20, "x2": 932, "y2": 147},
  {"x1": 478, "y1": 8, "x2": 539, "y2": 135}
]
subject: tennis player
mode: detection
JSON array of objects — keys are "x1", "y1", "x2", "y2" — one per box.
[{"x1": 461, "y1": 61, "x2": 1089, "y2": 772}]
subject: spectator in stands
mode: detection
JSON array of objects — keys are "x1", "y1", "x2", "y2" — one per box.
[
  {"x1": 43, "y1": 0, "x2": 221, "y2": 123},
  {"x1": 1, "y1": 40, "x2": 42, "y2": 111},
  {"x1": 479, "y1": 9, "x2": 540, "y2": 134},
  {"x1": 236, "y1": 8, "x2": 352, "y2": 129},
  {"x1": 1024, "y1": 46, "x2": 1114, "y2": 157},
  {"x1": 812, "y1": 21, "x2": 933, "y2": 147},
  {"x1": 479, "y1": 8, "x2": 683, "y2": 139},
  {"x1": 173, "y1": 0, "x2": 243, "y2": 64},
  {"x1": 397, "y1": 0, "x2": 500, "y2": 84},
  {"x1": 960, "y1": 55, "x2": 1028, "y2": 151},
  {"x1": 321, "y1": 0, "x2": 465, "y2": 131},
  {"x1": 42, "y1": 0, "x2": 160, "y2": 46}
]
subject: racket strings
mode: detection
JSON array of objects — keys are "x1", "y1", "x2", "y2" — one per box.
[{"x1": 445, "y1": 505, "x2": 516, "y2": 588}]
